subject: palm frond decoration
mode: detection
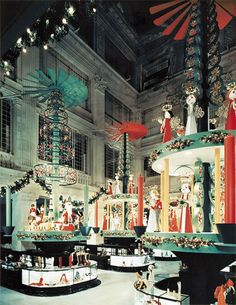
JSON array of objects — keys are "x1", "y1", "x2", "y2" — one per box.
[{"x1": 24, "y1": 68, "x2": 88, "y2": 108}]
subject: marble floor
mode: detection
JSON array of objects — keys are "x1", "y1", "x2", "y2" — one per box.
[{"x1": 0, "y1": 269, "x2": 137, "y2": 305}]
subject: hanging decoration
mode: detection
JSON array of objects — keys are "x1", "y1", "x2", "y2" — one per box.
[
  {"x1": 149, "y1": 0, "x2": 236, "y2": 41},
  {"x1": 0, "y1": 169, "x2": 51, "y2": 197},
  {"x1": 207, "y1": 0, "x2": 225, "y2": 105},
  {"x1": 106, "y1": 121, "x2": 148, "y2": 193},
  {"x1": 0, "y1": 59, "x2": 14, "y2": 76},
  {"x1": 1, "y1": 2, "x2": 76, "y2": 69},
  {"x1": 25, "y1": 68, "x2": 88, "y2": 186}
]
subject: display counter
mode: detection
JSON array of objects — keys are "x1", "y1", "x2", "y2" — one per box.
[
  {"x1": 20, "y1": 260, "x2": 98, "y2": 295},
  {"x1": 110, "y1": 254, "x2": 153, "y2": 271},
  {"x1": 134, "y1": 283, "x2": 189, "y2": 305}
]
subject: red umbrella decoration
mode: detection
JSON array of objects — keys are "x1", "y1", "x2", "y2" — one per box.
[
  {"x1": 106, "y1": 122, "x2": 148, "y2": 193},
  {"x1": 107, "y1": 121, "x2": 148, "y2": 142},
  {"x1": 149, "y1": 0, "x2": 236, "y2": 40}
]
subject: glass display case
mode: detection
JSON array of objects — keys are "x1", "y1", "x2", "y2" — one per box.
[
  {"x1": 110, "y1": 254, "x2": 152, "y2": 268},
  {"x1": 22, "y1": 260, "x2": 97, "y2": 288},
  {"x1": 134, "y1": 284, "x2": 190, "y2": 305}
]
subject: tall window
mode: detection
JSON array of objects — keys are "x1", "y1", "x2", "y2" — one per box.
[
  {"x1": 105, "y1": 144, "x2": 119, "y2": 179},
  {"x1": 40, "y1": 49, "x2": 90, "y2": 111},
  {"x1": 105, "y1": 37, "x2": 133, "y2": 83},
  {"x1": 105, "y1": 91, "x2": 132, "y2": 123},
  {"x1": 38, "y1": 117, "x2": 89, "y2": 173},
  {"x1": 0, "y1": 98, "x2": 11, "y2": 153},
  {"x1": 71, "y1": 131, "x2": 89, "y2": 173}
]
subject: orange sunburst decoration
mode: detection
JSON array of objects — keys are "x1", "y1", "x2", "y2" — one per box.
[
  {"x1": 106, "y1": 122, "x2": 148, "y2": 142},
  {"x1": 149, "y1": 0, "x2": 236, "y2": 40}
]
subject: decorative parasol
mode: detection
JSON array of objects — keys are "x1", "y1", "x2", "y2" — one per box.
[
  {"x1": 107, "y1": 121, "x2": 148, "y2": 142},
  {"x1": 149, "y1": 0, "x2": 236, "y2": 40},
  {"x1": 106, "y1": 121, "x2": 148, "y2": 193}
]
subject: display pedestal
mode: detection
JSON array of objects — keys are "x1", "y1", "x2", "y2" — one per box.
[
  {"x1": 87, "y1": 232, "x2": 104, "y2": 245},
  {"x1": 176, "y1": 252, "x2": 235, "y2": 304}
]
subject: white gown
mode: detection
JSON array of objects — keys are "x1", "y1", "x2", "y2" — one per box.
[{"x1": 185, "y1": 104, "x2": 197, "y2": 135}]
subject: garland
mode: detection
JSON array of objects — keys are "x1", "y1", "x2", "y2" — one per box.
[
  {"x1": 105, "y1": 194, "x2": 138, "y2": 200},
  {"x1": 141, "y1": 235, "x2": 214, "y2": 249},
  {"x1": 0, "y1": 169, "x2": 51, "y2": 197},
  {"x1": 200, "y1": 131, "x2": 227, "y2": 144},
  {"x1": 88, "y1": 187, "x2": 108, "y2": 204},
  {"x1": 103, "y1": 230, "x2": 136, "y2": 237},
  {"x1": 17, "y1": 232, "x2": 75, "y2": 241},
  {"x1": 166, "y1": 139, "x2": 194, "y2": 152}
]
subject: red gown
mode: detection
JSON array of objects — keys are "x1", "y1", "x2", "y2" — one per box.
[
  {"x1": 161, "y1": 118, "x2": 172, "y2": 143},
  {"x1": 225, "y1": 99, "x2": 236, "y2": 130}
]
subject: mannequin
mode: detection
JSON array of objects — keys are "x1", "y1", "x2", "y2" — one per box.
[
  {"x1": 113, "y1": 173, "x2": 122, "y2": 195},
  {"x1": 185, "y1": 94, "x2": 197, "y2": 135},
  {"x1": 178, "y1": 182, "x2": 193, "y2": 233},
  {"x1": 128, "y1": 174, "x2": 135, "y2": 194},
  {"x1": 107, "y1": 181, "x2": 113, "y2": 195},
  {"x1": 225, "y1": 82, "x2": 236, "y2": 130},
  {"x1": 160, "y1": 105, "x2": 173, "y2": 143},
  {"x1": 146, "y1": 190, "x2": 162, "y2": 232}
]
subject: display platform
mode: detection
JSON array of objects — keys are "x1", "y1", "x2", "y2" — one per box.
[
  {"x1": 142, "y1": 232, "x2": 235, "y2": 254},
  {"x1": 151, "y1": 130, "x2": 236, "y2": 175},
  {"x1": 142, "y1": 232, "x2": 235, "y2": 304}
]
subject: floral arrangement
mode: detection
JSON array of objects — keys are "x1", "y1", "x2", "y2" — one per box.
[
  {"x1": 105, "y1": 194, "x2": 138, "y2": 200},
  {"x1": 103, "y1": 230, "x2": 136, "y2": 237},
  {"x1": 200, "y1": 131, "x2": 227, "y2": 144},
  {"x1": 149, "y1": 149, "x2": 163, "y2": 165},
  {"x1": 166, "y1": 139, "x2": 194, "y2": 151},
  {"x1": 141, "y1": 235, "x2": 213, "y2": 249},
  {"x1": 16, "y1": 232, "x2": 76, "y2": 241}
]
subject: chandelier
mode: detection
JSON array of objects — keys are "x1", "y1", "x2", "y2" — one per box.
[{"x1": 24, "y1": 68, "x2": 88, "y2": 187}]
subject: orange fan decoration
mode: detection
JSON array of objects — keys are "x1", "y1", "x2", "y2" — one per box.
[
  {"x1": 149, "y1": 0, "x2": 236, "y2": 40},
  {"x1": 106, "y1": 121, "x2": 148, "y2": 142}
]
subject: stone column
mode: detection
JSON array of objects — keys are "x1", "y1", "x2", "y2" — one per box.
[{"x1": 91, "y1": 75, "x2": 107, "y2": 186}]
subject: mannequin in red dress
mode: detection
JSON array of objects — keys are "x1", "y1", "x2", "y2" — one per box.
[
  {"x1": 160, "y1": 104, "x2": 174, "y2": 143},
  {"x1": 225, "y1": 82, "x2": 236, "y2": 130}
]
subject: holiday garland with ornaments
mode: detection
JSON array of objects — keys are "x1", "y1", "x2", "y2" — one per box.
[
  {"x1": 141, "y1": 235, "x2": 214, "y2": 249},
  {"x1": 0, "y1": 169, "x2": 107, "y2": 205}
]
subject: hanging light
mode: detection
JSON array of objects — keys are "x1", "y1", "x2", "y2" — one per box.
[
  {"x1": 67, "y1": 5, "x2": 75, "y2": 16},
  {"x1": 43, "y1": 44, "x2": 48, "y2": 50},
  {"x1": 22, "y1": 47, "x2": 27, "y2": 53},
  {"x1": 62, "y1": 17, "x2": 67, "y2": 24}
]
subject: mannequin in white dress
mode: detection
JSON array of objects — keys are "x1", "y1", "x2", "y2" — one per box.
[
  {"x1": 113, "y1": 173, "x2": 122, "y2": 195},
  {"x1": 185, "y1": 93, "x2": 197, "y2": 136},
  {"x1": 146, "y1": 190, "x2": 162, "y2": 232}
]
